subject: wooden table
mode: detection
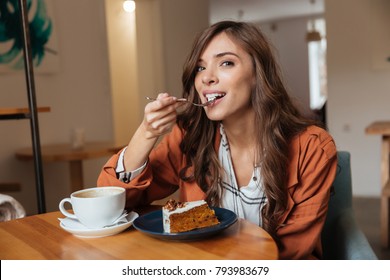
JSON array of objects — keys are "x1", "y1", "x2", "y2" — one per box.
[
  {"x1": 365, "y1": 121, "x2": 390, "y2": 248},
  {"x1": 0, "y1": 210, "x2": 278, "y2": 260},
  {"x1": 15, "y1": 142, "x2": 124, "y2": 193},
  {"x1": 0, "y1": 106, "x2": 51, "y2": 120}
]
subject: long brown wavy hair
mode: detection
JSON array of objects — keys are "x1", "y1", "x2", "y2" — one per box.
[{"x1": 177, "y1": 21, "x2": 319, "y2": 240}]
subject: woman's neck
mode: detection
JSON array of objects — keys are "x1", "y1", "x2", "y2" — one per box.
[
  {"x1": 222, "y1": 113, "x2": 257, "y2": 149},
  {"x1": 222, "y1": 116, "x2": 259, "y2": 187}
]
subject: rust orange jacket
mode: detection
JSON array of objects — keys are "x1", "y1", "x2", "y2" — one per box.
[{"x1": 98, "y1": 124, "x2": 337, "y2": 260}]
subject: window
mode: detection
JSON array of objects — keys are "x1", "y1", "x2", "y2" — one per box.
[{"x1": 307, "y1": 18, "x2": 327, "y2": 111}]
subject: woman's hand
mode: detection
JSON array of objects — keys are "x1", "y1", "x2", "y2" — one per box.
[
  {"x1": 123, "y1": 93, "x2": 184, "y2": 171},
  {"x1": 142, "y1": 93, "x2": 184, "y2": 140}
]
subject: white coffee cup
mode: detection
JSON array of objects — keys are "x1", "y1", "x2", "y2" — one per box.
[{"x1": 59, "y1": 186, "x2": 125, "y2": 229}]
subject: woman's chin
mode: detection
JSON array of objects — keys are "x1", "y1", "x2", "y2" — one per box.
[{"x1": 205, "y1": 111, "x2": 224, "y2": 122}]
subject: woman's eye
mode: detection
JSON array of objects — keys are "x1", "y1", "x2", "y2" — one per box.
[
  {"x1": 196, "y1": 66, "x2": 205, "y2": 72},
  {"x1": 221, "y1": 61, "x2": 234, "y2": 67}
]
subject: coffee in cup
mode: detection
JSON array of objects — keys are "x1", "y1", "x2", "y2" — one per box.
[{"x1": 59, "y1": 186, "x2": 125, "y2": 229}]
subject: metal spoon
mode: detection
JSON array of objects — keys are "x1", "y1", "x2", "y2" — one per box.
[
  {"x1": 145, "y1": 96, "x2": 215, "y2": 107},
  {"x1": 104, "y1": 212, "x2": 129, "y2": 228}
]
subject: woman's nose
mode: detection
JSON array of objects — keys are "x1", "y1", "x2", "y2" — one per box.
[{"x1": 201, "y1": 69, "x2": 218, "y2": 85}]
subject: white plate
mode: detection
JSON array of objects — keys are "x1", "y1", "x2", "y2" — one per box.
[{"x1": 59, "y1": 211, "x2": 139, "y2": 238}]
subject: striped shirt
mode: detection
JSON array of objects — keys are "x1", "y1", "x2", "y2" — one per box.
[{"x1": 219, "y1": 125, "x2": 267, "y2": 227}]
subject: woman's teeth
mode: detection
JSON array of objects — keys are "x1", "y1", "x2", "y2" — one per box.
[{"x1": 206, "y1": 93, "x2": 224, "y2": 102}]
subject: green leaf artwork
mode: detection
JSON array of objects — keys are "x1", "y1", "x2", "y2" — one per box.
[{"x1": 0, "y1": 0, "x2": 54, "y2": 70}]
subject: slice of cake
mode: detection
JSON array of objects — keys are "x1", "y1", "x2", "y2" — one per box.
[{"x1": 162, "y1": 199, "x2": 219, "y2": 233}]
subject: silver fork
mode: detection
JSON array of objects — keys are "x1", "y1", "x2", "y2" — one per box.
[{"x1": 145, "y1": 96, "x2": 215, "y2": 107}]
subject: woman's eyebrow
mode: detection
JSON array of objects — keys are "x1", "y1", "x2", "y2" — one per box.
[
  {"x1": 198, "y1": 51, "x2": 239, "y2": 63},
  {"x1": 215, "y1": 51, "x2": 239, "y2": 58}
]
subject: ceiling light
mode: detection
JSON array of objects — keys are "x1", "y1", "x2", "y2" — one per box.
[
  {"x1": 306, "y1": 0, "x2": 321, "y2": 42},
  {"x1": 123, "y1": 0, "x2": 136, "y2": 13},
  {"x1": 306, "y1": 29, "x2": 322, "y2": 42}
]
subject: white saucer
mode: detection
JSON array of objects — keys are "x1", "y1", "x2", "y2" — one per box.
[{"x1": 59, "y1": 211, "x2": 139, "y2": 238}]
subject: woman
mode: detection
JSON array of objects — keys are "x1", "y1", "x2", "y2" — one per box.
[{"x1": 98, "y1": 21, "x2": 337, "y2": 259}]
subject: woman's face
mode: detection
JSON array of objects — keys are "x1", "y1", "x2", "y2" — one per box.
[{"x1": 194, "y1": 32, "x2": 255, "y2": 123}]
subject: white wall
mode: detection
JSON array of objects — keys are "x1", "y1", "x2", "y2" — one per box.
[
  {"x1": 326, "y1": 0, "x2": 390, "y2": 196},
  {"x1": 159, "y1": 0, "x2": 210, "y2": 97},
  {"x1": 105, "y1": 0, "x2": 209, "y2": 145},
  {"x1": 0, "y1": 0, "x2": 113, "y2": 214},
  {"x1": 105, "y1": 0, "x2": 140, "y2": 145},
  {"x1": 134, "y1": 0, "x2": 210, "y2": 102},
  {"x1": 259, "y1": 18, "x2": 312, "y2": 116}
]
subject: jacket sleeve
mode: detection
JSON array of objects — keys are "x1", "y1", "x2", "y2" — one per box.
[
  {"x1": 97, "y1": 125, "x2": 184, "y2": 208},
  {"x1": 277, "y1": 127, "x2": 338, "y2": 259}
]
